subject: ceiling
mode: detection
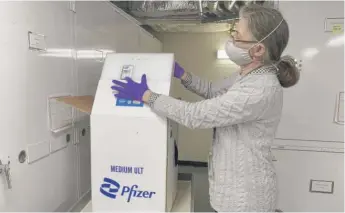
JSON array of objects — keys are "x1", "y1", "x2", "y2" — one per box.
[{"x1": 111, "y1": 1, "x2": 277, "y2": 33}]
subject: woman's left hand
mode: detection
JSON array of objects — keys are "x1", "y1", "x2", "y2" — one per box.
[{"x1": 111, "y1": 74, "x2": 150, "y2": 102}]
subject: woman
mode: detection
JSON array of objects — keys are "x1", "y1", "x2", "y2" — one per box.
[{"x1": 111, "y1": 3, "x2": 300, "y2": 212}]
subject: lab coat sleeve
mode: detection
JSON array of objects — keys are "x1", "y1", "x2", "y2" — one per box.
[
  {"x1": 181, "y1": 72, "x2": 239, "y2": 99},
  {"x1": 147, "y1": 84, "x2": 267, "y2": 129}
]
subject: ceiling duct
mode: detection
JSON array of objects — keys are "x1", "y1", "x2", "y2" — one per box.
[
  {"x1": 112, "y1": 1, "x2": 204, "y2": 19},
  {"x1": 133, "y1": 1, "x2": 203, "y2": 14},
  {"x1": 112, "y1": 1, "x2": 244, "y2": 23},
  {"x1": 111, "y1": 1, "x2": 270, "y2": 33}
]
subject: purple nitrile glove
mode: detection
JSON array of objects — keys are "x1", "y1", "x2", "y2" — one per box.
[
  {"x1": 111, "y1": 74, "x2": 149, "y2": 101},
  {"x1": 174, "y1": 62, "x2": 185, "y2": 79}
]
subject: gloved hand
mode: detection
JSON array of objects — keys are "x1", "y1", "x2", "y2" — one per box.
[
  {"x1": 174, "y1": 62, "x2": 185, "y2": 79},
  {"x1": 111, "y1": 74, "x2": 149, "y2": 101}
]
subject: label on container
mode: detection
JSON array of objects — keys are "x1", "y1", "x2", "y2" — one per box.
[
  {"x1": 120, "y1": 65, "x2": 134, "y2": 80},
  {"x1": 115, "y1": 98, "x2": 144, "y2": 107},
  {"x1": 100, "y1": 177, "x2": 156, "y2": 202}
]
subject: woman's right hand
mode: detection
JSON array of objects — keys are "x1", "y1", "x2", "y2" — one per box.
[{"x1": 174, "y1": 62, "x2": 185, "y2": 79}]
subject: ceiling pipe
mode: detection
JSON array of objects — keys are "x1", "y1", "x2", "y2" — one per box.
[
  {"x1": 225, "y1": 0, "x2": 238, "y2": 12},
  {"x1": 198, "y1": 0, "x2": 203, "y2": 15}
]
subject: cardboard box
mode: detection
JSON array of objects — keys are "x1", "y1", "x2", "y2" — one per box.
[{"x1": 56, "y1": 53, "x2": 178, "y2": 211}]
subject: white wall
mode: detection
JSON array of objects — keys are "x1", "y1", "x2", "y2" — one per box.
[
  {"x1": 0, "y1": 1, "x2": 162, "y2": 211},
  {"x1": 160, "y1": 32, "x2": 238, "y2": 162}
]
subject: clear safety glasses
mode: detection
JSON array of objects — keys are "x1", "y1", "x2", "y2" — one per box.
[{"x1": 228, "y1": 18, "x2": 258, "y2": 48}]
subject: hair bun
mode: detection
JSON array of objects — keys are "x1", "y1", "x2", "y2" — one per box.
[
  {"x1": 276, "y1": 55, "x2": 301, "y2": 88},
  {"x1": 280, "y1": 55, "x2": 302, "y2": 72}
]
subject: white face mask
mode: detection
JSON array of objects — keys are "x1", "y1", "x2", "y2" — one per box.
[{"x1": 224, "y1": 40, "x2": 253, "y2": 66}]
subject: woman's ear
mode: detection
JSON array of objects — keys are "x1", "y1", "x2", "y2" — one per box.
[{"x1": 251, "y1": 43, "x2": 266, "y2": 60}]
